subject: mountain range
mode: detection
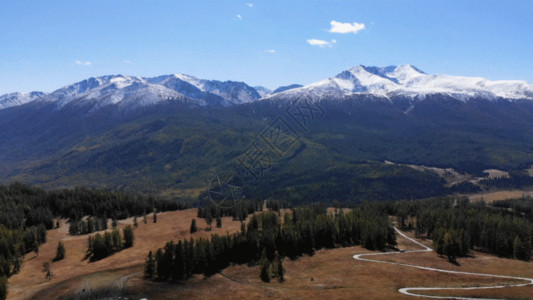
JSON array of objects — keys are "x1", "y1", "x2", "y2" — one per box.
[
  {"x1": 2, "y1": 64, "x2": 532, "y2": 112},
  {"x1": 1, "y1": 65, "x2": 533, "y2": 203}
]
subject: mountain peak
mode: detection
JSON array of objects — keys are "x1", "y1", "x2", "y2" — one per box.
[{"x1": 268, "y1": 64, "x2": 533, "y2": 102}]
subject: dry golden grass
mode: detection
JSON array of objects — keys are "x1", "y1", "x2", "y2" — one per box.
[
  {"x1": 8, "y1": 209, "x2": 244, "y2": 300},
  {"x1": 7, "y1": 210, "x2": 533, "y2": 300},
  {"x1": 468, "y1": 190, "x2": 532, "y2": 203}
]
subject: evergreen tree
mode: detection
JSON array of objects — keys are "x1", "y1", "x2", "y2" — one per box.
[
  {"x1": 144, "y1": 250, "x2": 155, "y2": 279},
  {"x1": 123, "y1": 225, "x2": 135, "y2": 248},
  {"x1": 276, "y1": 253, "x2": 285, "y2": 282},
  {"x1": 153, "y1": 209, "x2": 157, "y2": 223},
  {"x1": 68, "y1": 220, "x2": 79, "y2": 236},
  {"x1": 259, "y1": 248, "x2": 270, "y2": 282},
  {"x1": 513, "y1": 235, "x2": 530, "y2": 261},
  {"x1": 133, "y1": 216, "x2": 138, "y2": 228},
  {"x1": 112, "y1": 229, "x2": 122, "y2": 252},
  {"x1": 155, "y1": 248, "x2": 165, "y2": 279},
  {"x1": 143, "y1": 210, "x2": 147, "y2": 224},
  {"x1": 190, "y1": 219, "x2": 197, "y2": 234},
  {"x1": 54, "y1": 241, "x2": 65, "y2": 261},
  {"x1": 86, "y1": 235, "x2": 94, "y2": 257},
  {"x1": 87, "y1": 217, "x2": 95, "y2": 233},
  {"x1": 443, "y1": 231, "x2": 459, "y2": 262},
  {"x1": 42, "y1": 262, "x2": 52, "y2": 280},
  {"x1": 92, "y1": 234, "x2": 107, "y2": 260},
  {"x1": 216, "y1": 216, "x2": 222, "y2": 228},
  {"x1": 0, "y1": 276, "x2": 6, "y2": 300},
  {"x1": 205, "y1": 210, "x2": 213, "y2": 230}
]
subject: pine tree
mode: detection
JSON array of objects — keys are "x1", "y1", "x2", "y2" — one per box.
[
  {"x1": 86, "y1": 235, "x2": 94, "y2": 257},
  {"x1": 155, "y1": 248, "x2": 166, "y2": 279},
  {"x1": 54, "y1": 241, "x2": 66, "y2": 261},
  {"x1": 276, "y1": 253, "x2": 285, "y2": 282},
  {"x1": 144, "y1": 250, "x2": 155, "y2": 279},
  {"x1": 92, "y1": 234, "x2": 107, "y2": 260},
  {"x1": 513, "y1": 235, "x2": 530, "y2": 261},
  {"x1": 123, "y1": 225, "x2": 135, "y2": 248},
  {"x1": 87, "y1": 217, "x2": 95, "y2": 233},
  {"x1": 143, "y1": 210, "x2": 147, "y2": 224},
  {"x1": 190, "y1": 219, "x2": 197, "y2": 234},
  {"x1": 112, "y1": 229, "x2": 122, "y2": 252},
  {"x1": 216, "y1": 216, "x2": 222, "y2": 228},
  {"x1": 259, "y1": 248, "x2": 270, "y2": 282},
  {"x1": 42, "y1": 262, "x2": 52, "y2": 280},
  {"x1": 205, "y1": 210, "x2": 213, "y2": 231},
  {"x1": 133, "y1": 216, "x2": 138, "y2": 228},
  {"x1": 0, "y1": 276, "x2": 7, "y2": 300},
  {"x1": 153, "y1": 209, "x2": 157, "y2": 223}
]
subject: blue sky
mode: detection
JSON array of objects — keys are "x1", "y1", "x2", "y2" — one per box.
[{"x1": 1, "y1": 0, "x2": 532, "y2": 94}]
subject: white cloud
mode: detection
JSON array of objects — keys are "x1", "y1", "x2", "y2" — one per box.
[
  {"x1": 122, "y1": 59, "x2": 132, "y2": 64},
  {"x1": 246, "y1": 3, "x2": 253, "y2": 7},
  {"x1": 329, "y1": 20, "x2": 365, "y2": 34},
  {"x1": 307, "y1": 39, "x2": 336, "y2": 48},
  {"x1": 266, "y1": 49, "x2": 276, "y2": 53},
  {"x1": 237, "y1": 14, "x2": 242, "y2": 20},
  {"x1": 75, "y1": 60, "x2": 91, "y2": 66}
]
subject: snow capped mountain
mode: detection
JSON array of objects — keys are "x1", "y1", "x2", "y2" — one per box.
[
  {"x1": 148, "y1": 74, "x2": 261, "y2": 105},
  {"x1": 270, "y1": 65, "x2": 533, "y2": 102},
  {"x1": 0, "y1": 74, "x2": 263, "y2": 111},
  {"x1": 36, "y1": 75, "x2": 188, "y2": 110},
  {"x1": 2, "y1": 65, "x2": 532, "y2": 112},
  {"x1": 0, "y1": 91, "x2": 46, "y2": 109}
]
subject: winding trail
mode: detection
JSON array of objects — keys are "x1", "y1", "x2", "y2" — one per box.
[{"x1": 353, "y1": 228, "x2": 533, "y2": 299}]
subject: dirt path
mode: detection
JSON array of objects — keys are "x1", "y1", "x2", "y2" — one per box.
[{"x1": 353, "y1": 228, "x2": 533, "y2": 299}]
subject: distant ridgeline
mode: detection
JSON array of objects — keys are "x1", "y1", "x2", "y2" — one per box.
[{"x1": 2, "y1": 65, "x2": 533, "y2": 202}]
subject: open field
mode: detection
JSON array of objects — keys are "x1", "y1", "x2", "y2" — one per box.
[
  {"x1": 468, "y1": 189, "x2": 533, "y2": 203},
  {"x1": 7, "y1": 209, "x2": 245, "y2": 300},
  {"x1": 7, "y1": 209, "x2": 533, "y2": 299}
]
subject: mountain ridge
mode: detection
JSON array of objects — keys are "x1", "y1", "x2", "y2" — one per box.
[{"x1": 2, "y1": 64, "x2": 532, "y2": 112}]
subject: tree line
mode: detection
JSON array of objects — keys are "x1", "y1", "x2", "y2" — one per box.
[
  {"x1": 384, "y1": 197, "x2": 532, "y2": 261},
  {"x1": 145, "y1": 204, "x2": 396, "y2": 282}
]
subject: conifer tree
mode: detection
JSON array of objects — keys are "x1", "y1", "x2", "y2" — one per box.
[
  {"x1": 0, "y1": 276, "x2": 6, "y2": 300},
  {"x1": 190, "y1": 219, "x2": 197, "y2": 234},
  {"x1": 54, "y1": 241, "x2": 65, "y2": 261},
  {"x1": 259, "y1": 248, "x2": 270, "y2": 282},
  {"x1": 144, "y1": 250, "x2": 155, "y2": 279},
  {"x1": 123, "y1": 225, "x2": 135, "y2": 248}
]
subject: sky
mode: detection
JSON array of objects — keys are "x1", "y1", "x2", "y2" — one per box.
[{"x1": 1, "y1": 0, "x2": 533, "y2": 94}]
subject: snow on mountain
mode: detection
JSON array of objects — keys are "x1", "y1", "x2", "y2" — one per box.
[
  {"x1": 3, "y1": 66, "x2": 532, "y2": 111},
  {"x1": 272, "y1": 84, "x2": 303, "y2": 94},
  {"x1": 0, "y1": 91, "x2": 46, "y2": 109},
  {"x1": 0, "y1": 73, "x2": 263, "y2": 111},
  {"x1": 254, "y1": 86, "x2": 272, "y2": 98},
  {"x1": 270, "y1": 65, "x2": 533, "y2": 102},
  {"x1": 36, "y1": 75, "x2": 188, "y2": 110},
  {"x1": 150, "y1": 74, "x2": 261, "y2": 105}
]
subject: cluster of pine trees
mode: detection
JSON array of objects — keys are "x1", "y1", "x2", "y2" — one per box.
[
  {"x1": 197, "y1": 199, "x2": 263, "y2": 223},
  {"x1": 145, "y1": 204, "x2": 396, "y2": 282},
  {"x1": 86, "y1": 225, "x2": 134, "y2": 261},
  {"x1": 386, "y1": 197, "x2": 532, "y2": 260},
  {"x1": 68, "y1": 216, "x2": 109, "y2": 236}
]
